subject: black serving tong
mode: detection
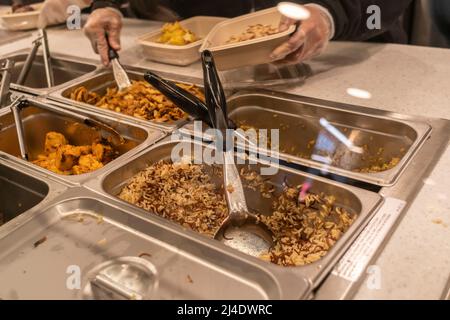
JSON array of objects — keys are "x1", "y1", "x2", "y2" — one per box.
[
  {"x1": 201, "y1": 51, "x2": 230, "y2": 135},
  {"x1": 144, "y1": 71, "x2": 212, "y2": 127},
  {"x1": 144, "y1": 71, "x2": 248, "y2": 141},
  {"x1": 144, "y1": 53, "x2": 273, "y2": 256}
]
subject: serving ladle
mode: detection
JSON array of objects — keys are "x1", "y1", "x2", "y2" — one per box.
[
  {"x1": 144, "y1": 54, "x2": 274, "y2": 257},
  {"x1": 201, "y1": 50, "x2": 274, "y2": 257}
]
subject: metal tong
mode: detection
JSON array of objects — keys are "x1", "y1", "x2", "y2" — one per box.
[
  {"x1": 10, "y1": 97, "x2": 125, "y2": 161},
  {"x1": 201, "y1": 50, "x2": 274, "y2": 255},
  {"x1": 144, "y1": 57, "x2": 254, "y2": 226},
  {"x1": 144, "y1": 71, "x2": 212, "y2": 126},
  {"x1": 143, "y1": 71, "x2": 253, "y2": 146},
  {"x1": 0, "y1": 59, "x2": 14, "y2": 107},
  {"x1": 145, "y1": 51, "x2": 273, "y2": 255},
  {"x1": 201, "y1": 50, "x2": 249, "y2": 226},
  {"x1": 17, "y1": 29, "x2": 54, "y2": 88},
  {"x1": 144, "y1": 58, "x2": 253, "y2": 225}
]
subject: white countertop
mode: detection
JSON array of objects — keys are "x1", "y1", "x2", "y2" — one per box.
[{"x1": 1, "y1": 18, "x2": 449, "y2": 300}]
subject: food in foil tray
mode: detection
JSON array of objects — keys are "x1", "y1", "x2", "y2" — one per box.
[
  {"x1": 226, "y1": 24, "x2": 279, "y2": 44},
  {"x1": 32, "y1": 132, "x2": 117, "y2": 175},
  {"x1": 157, "y1": 21, "x2": 198, "y2": 45},
  {"x1": 118, "y1": 160, "x2": 356, "y2": 266},
  {"x1": 70, "y1": 80, "x2": 204, "y2": 123}
]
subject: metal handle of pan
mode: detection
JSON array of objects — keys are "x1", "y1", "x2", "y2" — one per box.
[{"x1": 0, "y1": 59, "x2": 14, "y2": 107}]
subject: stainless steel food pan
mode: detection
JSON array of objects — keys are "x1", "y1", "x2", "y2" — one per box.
[
  {"x1": 181, "y1": 91, "x2": 431, "y2": 186},
  {"x1": 0, "y1": 158, "x2": 66, "y2": 237},
  {"x1": 85, "y1": 138, "x2": 382, "y2": 298},
  {"x1": 48, "y1": 67, "x2": 204, "y2": 132},
  {"x1": 0, "y1": 188, "x2": 286, "y2": 299},
  {"x1": 0, "y1": 50, "x2": 98, "y2": 95},
  {"x1": 0, "y1": 97, "x2": 165, "y2": 186}
]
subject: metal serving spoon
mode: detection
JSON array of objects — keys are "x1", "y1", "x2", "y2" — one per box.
[
  {"x1": 201, "y1": 50, "x2": 274, "y2": 257},
  {"x1": 105, "y1": 32, "x2": 131, "y2": 91}
]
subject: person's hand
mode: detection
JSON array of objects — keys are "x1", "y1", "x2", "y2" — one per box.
[
  {"x1": 83, "y1": 7, "x2": 123, "y2": 66},
  {"x1": 270, "y1": 5, "x2": 332, "y2": 64},
  {"x1": 37, "y1": 0, "x2": 92, "y2": 29}
]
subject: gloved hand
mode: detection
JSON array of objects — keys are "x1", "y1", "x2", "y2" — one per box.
[
  {"x1": 83, "y1": 7, "x2": 123, "y2": 66},
  {"x1": 37, "y1": 0, "x2": 92, "y2": 29},
  {"x1": 270, "y1": 4, "x2": 333, "y2": 64}
]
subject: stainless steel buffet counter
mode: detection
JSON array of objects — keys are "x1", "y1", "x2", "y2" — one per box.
[{"x1": 0, "y1": 19, "x2": 449, "y2": 300}]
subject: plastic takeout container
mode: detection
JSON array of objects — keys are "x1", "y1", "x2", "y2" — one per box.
[
  {"x1": 137, "y1": 16, "x2": 226, "y2": 66},
  {"x1": 199, "y1": 7, "x2": 296, "y2": 70},
  {"x1": 0, "y1": 3, "x2": 45, "y2": 31}
]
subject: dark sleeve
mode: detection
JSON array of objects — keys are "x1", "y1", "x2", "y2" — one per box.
[
  {"x1": 91, "y1": 0, "x2": 126, "y2": 11},
  {"x1": 300, "y1": 0, "x2": 413, "y2": 41},
  {"x1": 431, "y1": 0, "x2": 450, "y2": 38}
]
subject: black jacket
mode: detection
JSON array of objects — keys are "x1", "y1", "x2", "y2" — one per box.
[{"x1": 92, "y1": 0, "x2": 414, "y2": 43}]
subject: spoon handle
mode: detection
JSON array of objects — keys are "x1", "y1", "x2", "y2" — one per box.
[{"x1": 223, "y1": 149, "x2": 248, "y2": 227}]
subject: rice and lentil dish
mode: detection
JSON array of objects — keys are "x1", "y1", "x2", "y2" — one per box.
[
  {"x1": 118, "y1": 160, "x2": 356, "y2": 266},
  {"x1": 226, "y1": 24, "x2": 279, "y2": 44},
  {"x1": 70, "y1": 80, "x2": 204, "y2": 123}
]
